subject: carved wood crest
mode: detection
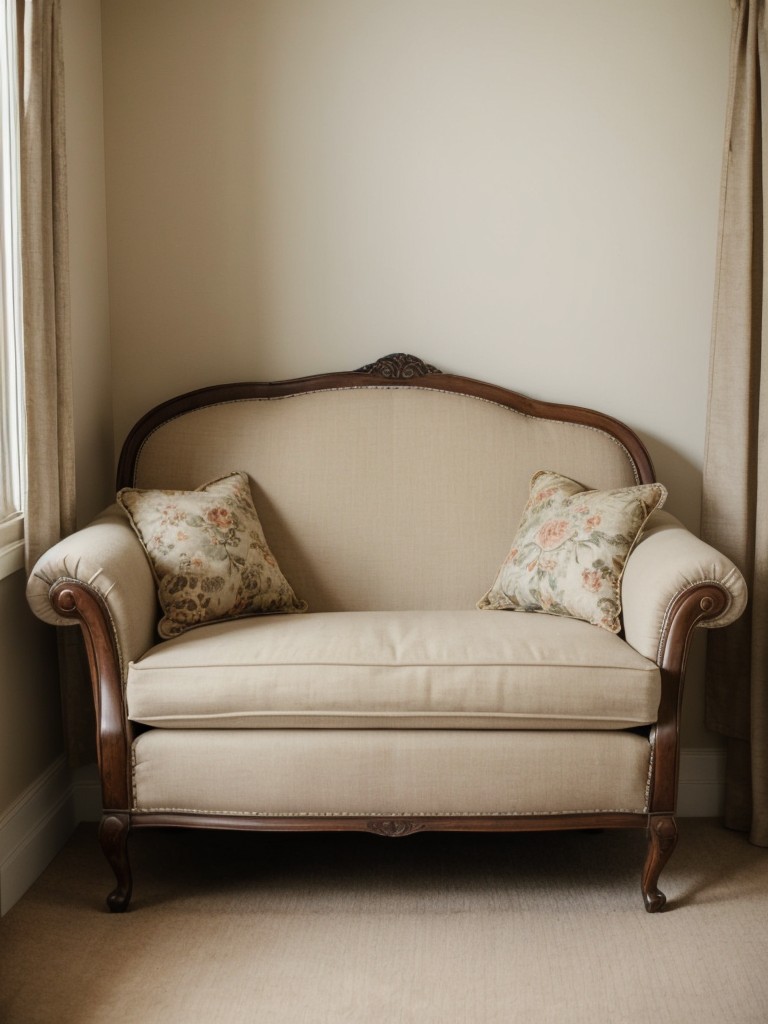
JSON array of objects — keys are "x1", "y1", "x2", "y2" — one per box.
[
  {"x1": 366, "y1": 819, "x2": 426, "y2": 838},
  {"x1": 357, "y1": 353, "x2": 441, "y2": 379}
]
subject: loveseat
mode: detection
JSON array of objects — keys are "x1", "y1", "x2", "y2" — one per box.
[{"x1": 26, "y1": 354, "x2": 747, "y2": 912}]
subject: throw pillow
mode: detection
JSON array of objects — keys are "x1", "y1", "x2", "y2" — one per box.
[
  {"x1": 477, "y1": 470, "x2": 666, "y2": 632},
  {"x1": 117, "y1": 471, "x2": 307, "y2": 638}
]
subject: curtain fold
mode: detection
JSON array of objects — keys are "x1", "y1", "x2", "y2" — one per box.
[
  {"x1": 18, "y1": 0, "x2": 75, "y2": 569},
  {"x1": 17, "y1": 0, "x2": 93, "y2": 765},
  {"x1": 702, "y1": 0, "x2": 768, "y2": 846}
]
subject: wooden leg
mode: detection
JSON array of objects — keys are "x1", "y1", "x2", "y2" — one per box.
[
  {"x1": 99, "y1": 813, "x2": 132, "y2": 913},
  {"x1": 641, "y1": 814, "x2": 678, "y2": 913}
]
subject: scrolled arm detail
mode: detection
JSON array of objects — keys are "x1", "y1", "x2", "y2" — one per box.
[
  {"x1": 48, "y1": 578, "x2": 133, "y2": 811},
  {"x1": 645, "y1": 580, "x2": 731, "y2": 813},
  {"x1": 620, "y1": 512, "x2": 747, "y2": 814},
  {"x1": 654, "y1": 580, "x2": 732, "y2": 672},
  {"x1": 621, "y1": 510, "x2": 747, "y2": 664},
  {"x1": 51, "y1": 585, "x2": 79, "y2": 616},
  {"x1": 26, "y1": 509, "x2": 156, "y2": 814},
  {"x1": 26, "y1": 504, "x2": 157, "y2": 661},
  {"x1": 50, "y1": 579, "x2": 114, "y2": 622}
]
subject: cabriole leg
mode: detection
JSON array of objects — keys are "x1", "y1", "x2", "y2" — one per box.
[
  {"x1": 641, "y1": 814, "x2": 678, "y2": 912},
  {"x1": 99, "y1": 813, "x2": 132, "y2": 913}
]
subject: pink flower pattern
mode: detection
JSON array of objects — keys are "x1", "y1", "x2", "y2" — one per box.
[
  {"x1": 535, "y1": 519, "x2": 573, "y2": 551},
  {"x1": 118, "y1": 471, "x2": 306, "y2": 638},
  {"x1": 581, "y1": 568, "x2": 602, "y2": 592},
  {"x1": 478, "y1": 470, "x2": 666, "y2": 632}
]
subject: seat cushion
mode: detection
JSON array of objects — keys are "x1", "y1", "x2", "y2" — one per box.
[{"x1": 126, "y1": 610, "x2": 660, "y2": 730}]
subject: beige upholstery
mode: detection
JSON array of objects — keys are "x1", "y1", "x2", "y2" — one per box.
[
  {"x1": 621, "y1": 510, "x2": 749, "y2": 662},
  {"x1": 26, "y1": 504, "x2": 157, "y2": 675},
  {"x1": 127, "y1": 611, "x2": 660, "y2": 730},
  {"x1": 132, "y1": 728, "x2": 653, "y2": 817},
  {"x1": 131, "y1": 388, "x2": 642, "y2": 613}
]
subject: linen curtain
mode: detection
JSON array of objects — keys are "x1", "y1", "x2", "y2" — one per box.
[
  {"x1": 702, "y1": 0, "x2": 768, "y2": 847},
  {"x1": 17, "y1": 0, "x2": 74, "y2": 568},
  {"x1": 17, "y1": 0, "x2": 92, "y2": 764}
]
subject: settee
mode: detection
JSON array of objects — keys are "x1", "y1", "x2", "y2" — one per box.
[{"x1": 26, "y1": 354, "x2": 747, "y2": 912}]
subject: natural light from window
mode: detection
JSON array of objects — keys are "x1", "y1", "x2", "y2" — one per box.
[{"x1": 0, "y1": 0, "x2": 24, "y2": 578}]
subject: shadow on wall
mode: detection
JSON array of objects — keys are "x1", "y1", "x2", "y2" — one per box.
[{"x1": 637, "y1": 432, "x2": 702, "y2": 533}]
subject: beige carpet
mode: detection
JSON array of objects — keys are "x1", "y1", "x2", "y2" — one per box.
[{"x1": 1, "y1": 819, "x2": 767, "y2": 1024}]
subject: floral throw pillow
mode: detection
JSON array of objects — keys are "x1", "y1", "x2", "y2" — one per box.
[
  {"x1": 117, "y1": 471, "x2": 307, "y2": 639},
  {"x1": 477, "y1": 470, "x2": 667, "y2": 632}
]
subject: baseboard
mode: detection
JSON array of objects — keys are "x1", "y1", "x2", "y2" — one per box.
[
  {"x1": 0, "y1": 755, "x2": 77, "y2": 916},
  {"x1": 0, "y1": 758, "x2": 106, "y2": 915},
  {"x1": 678, "y1": 748, "x2": 725, "y2": 817},
  {"x1": 71, "y1": 762, "x2": 103, "y2": 822}
]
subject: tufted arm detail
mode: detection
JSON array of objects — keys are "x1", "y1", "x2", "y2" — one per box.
[{"x1": 26, "y1": 504, "x2": 158, "y2": 679}]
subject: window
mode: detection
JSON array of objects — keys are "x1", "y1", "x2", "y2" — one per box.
[{"x1": 0, "y1": 0, "x2": 23, "y2": 579}]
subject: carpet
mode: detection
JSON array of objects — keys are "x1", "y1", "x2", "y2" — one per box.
[{"x1": 1, "y1": 819, "x2": 767, "y2": 1023}]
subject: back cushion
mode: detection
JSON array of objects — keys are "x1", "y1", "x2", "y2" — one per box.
[{"x1": 132, "y1": 387, "x2": 641, "y2": 611}]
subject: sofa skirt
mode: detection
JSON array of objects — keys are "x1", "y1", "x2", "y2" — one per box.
[{"x1": 131, "y1": 729, "x2": 652, "y2": 818}]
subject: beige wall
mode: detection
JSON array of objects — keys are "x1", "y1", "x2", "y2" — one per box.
[
  {"x1": 64, "y1": 0, "x2": 113, "y2": 525},
  {"x1": 101, "y1": 0, "x2": 731, "y2": 524},
  {"x1": 101, "y1": 0, "x2": 732, "y2": 746}
]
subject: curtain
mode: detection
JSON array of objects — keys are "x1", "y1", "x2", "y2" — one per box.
[
  {"x1": 17, "y1": 0, "x2": 93, "y2": 765},
  {"x1": 702, "y1": 0, "x2": 768, "y2": 847},
  {"x1": 17, "y1": 0, "x2": 75, "y2": 568}
]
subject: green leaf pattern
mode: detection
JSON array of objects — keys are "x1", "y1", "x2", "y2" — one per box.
[
  {"x1": 118, "y1": 471, "x2": 307, "y2": 638},
  {"x1": 478, "y1": 470, "x2": 666, "y2": 632}
]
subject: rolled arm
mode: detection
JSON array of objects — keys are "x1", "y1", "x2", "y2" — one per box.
[
  {"x1": 26, "y1": 504, "x2": 157, "y2": 678},
  {"x1": 621, "y1": 510, "x2": 748, "y2": 664}
]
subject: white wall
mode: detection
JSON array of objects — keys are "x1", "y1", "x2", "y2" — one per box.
[{"x1": 100, "y1": 0, "x2": 732, "y2": 746}]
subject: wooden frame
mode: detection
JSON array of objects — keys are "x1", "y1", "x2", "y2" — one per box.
[{"x1": 50, "y1": 355, "x2": 731, "y2": 912}]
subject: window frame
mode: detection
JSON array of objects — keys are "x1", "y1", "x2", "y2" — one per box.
[{"x1": 0, "y1": 0, "x2": 24, "y2": 581}]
